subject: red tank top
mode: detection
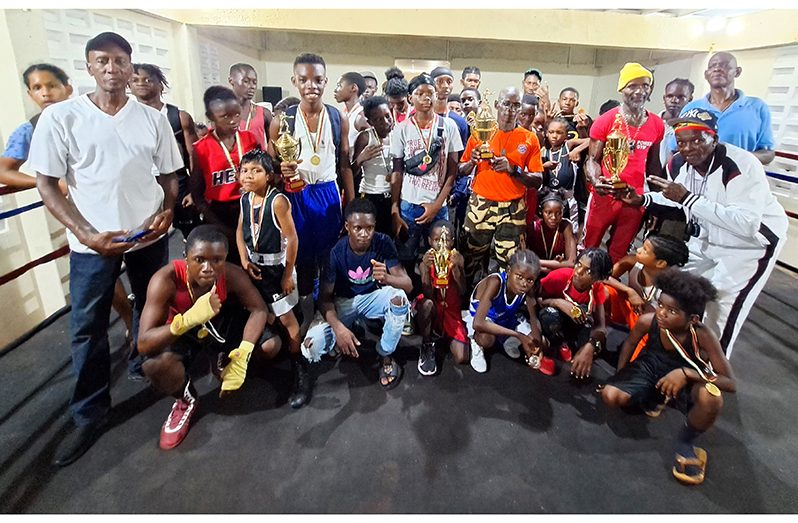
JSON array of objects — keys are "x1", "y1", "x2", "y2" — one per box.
[
  {"x1": 194, "y1": 130, "x2": 258, "y2": 203},
  {"x1": 239, "y1": 104, "x2": 267, "y2": 150},
  {"x1": 528, "y1": 218, "x2": 567, "y2": 261},
  {"x1": 167, "y1": 259, "x2": 228, "y2": 323}
]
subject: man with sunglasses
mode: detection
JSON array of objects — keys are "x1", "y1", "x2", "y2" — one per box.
[{"x1": 458, "y1": 86, "x2": 543, "y2": 286}]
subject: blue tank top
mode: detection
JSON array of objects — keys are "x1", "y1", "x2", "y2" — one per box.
[{"x1": 469, "y1": 272, "x2": 525, "y2": 326}]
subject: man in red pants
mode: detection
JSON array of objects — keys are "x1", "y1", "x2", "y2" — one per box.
[{"x1": 583, "y1": 63, "x2": 664, "y2": 262}]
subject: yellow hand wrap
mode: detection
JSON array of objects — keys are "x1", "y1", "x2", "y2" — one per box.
[
  {"x1": 220, "y1": 341, "x2": 255, "y2": 393},
  {"x1": 169, "y1": 288, "x2": 217, "y2": 336}
]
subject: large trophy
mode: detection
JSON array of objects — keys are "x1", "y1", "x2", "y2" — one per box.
[
  {"x1": 432, "y1": 226, "x2": 454, "y2": 306},
  {"x1": 273, "y1": 112, "x2": 305, "y2": 192},
  {"x1": 466, "y1": 90, "x2": 498, "y2": 160},
  {"x1": 602, "y1": 113, "x2": 630, "y2": 192}
]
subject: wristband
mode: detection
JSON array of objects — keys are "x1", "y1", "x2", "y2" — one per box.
[
  {"x1": 220, "y1": 340, "x2": 256, "y2": 393},
  {"x1": 590, "y1": 338, "x2": 603, "y2": 356},
  {"x1": 169, "y1": 287, "x2": 217, "y2": 336}
]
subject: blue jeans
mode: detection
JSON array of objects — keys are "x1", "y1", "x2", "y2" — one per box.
[
  {"x1": 301, "y1": 286, "x2": 409, "y2": 362},
  {"x1": 68, "y1": 236, "x2": 168, "y2": 426},
  {"x1": 396, "y1": 200, "x2": 448, "y2": 264}
]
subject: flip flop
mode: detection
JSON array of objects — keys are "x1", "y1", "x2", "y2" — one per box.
[
  {"x1": 379, "y1": 357, "x2": 403, "y2": 390},
  {"x1": 672, "y1": 446, "x2": 708, "y2": 485}
]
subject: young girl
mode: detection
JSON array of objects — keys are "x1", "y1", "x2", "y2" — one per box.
[
  {"x1": 605, "y1": 234, "x2": 690, "y2": 334},
  {"x1": 351, "y1": 95, "x2": 394, "y2": 235},
  {"x1": 466, "y1": 250, "x2": 544, "y2": 374},
  {"x1": 235, "y1": 149, "x2": 308, "y2": 408},
  {"x1": 526, "y1": 188, "x2": 577, "y2": 274},
  {"x1": 602, "y1": 268, "x2": 735, "y2": 486},
  {"x1": 541, "y1": 118, "x2": 581, "y2": 233},
  {"x1": 415, "y1": 220, "x2": 468, "y2": 376},
  {"x1": 538, "y1": 248, "x2": 612, "y2": 377},
  {"x1": 190, "y1": 85, "x2": 259, "y2": 264}
]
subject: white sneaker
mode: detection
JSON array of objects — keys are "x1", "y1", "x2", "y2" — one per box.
[
  {"x1": 503, "y1": 338, "x2": 522, "y2": 359},
  {"x1": 470, "y1": 340, "x2": 487, "y2": 373}
]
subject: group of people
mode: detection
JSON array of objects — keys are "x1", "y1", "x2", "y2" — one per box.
[{"x1": 2, "y1": 30, "x2": 788, "y2": 488}]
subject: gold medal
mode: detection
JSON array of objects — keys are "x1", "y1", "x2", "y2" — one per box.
[
  {"x1": 705, "y1": 382, "x2": 721, "y2": 397},
  {"x1": 570, "y1": 305, "x2": 583, "y2": 320},
  {"x1": 422, "y1": 154, "x2": 432, "y2": 165},
  {"x1": 310, "y1": 154, "x2": 321, "y2": 166},
  {"x1": 198, "y1": 327, "x2": 209, "y2": 339}
]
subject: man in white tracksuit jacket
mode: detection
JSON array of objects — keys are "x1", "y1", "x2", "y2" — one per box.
[{"x1": 619, "y1": 108, "x2": 787, "y2": 357}]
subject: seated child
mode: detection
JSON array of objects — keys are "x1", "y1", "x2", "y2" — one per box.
[
  {"x1": 604, "y1": 234, "x2": 689, "y2": 343},
  {"x1": 235, "y1": 149, "x2": 308, "y2": 409},
  {"x1": 526, "y1": 188, "x2": 577, "y2": 274},
  {"x1": 538, "y1": 248, "x2": 612, "y2": 378},
  {"x1": 466, "y1": 250, "x2": 544, "y2": 374},
  {"x1": 415, "y1": 220, "x2": 468, "y2": 376},
  {"x1": 301, "y1": 198, "x2": 412, "y2": 390},
  {"x1": 137, "y1": 225, "x2": 277, "y2": 450},
  {"x1": 540, "y1": 117, "x2": 581, "y2": 233},
  {"x1": 602, "y1": 268, "x2": 735, "y2": 486}
]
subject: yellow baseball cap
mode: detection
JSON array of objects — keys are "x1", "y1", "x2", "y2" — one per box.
[{"x1": 617, "y1": 62, "x2": 653, "y2": 92}]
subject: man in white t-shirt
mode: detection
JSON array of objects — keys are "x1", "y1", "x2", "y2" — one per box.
[
  {"x1": 390, "y1": 73, "x2": 463, "y2": 285},
  {"x1": 30, "y1": 32, "x2": 183, "y2": 466}
]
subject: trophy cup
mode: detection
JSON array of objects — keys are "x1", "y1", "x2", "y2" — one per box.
[
  {"x1": 273, "y1": 113, "x2": 305, "y2": 192},
  {"x1": 601, "y1": 113, "x2": 630, "y2": 193},
  {"x1": 466, "y1": 91, "x2": 498, "y2": 160},
  {"x1": 432, "y1": 226, "x2": 453, "y2": 306}
]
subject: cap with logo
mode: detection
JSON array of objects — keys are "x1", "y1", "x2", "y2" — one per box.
[{"x1": 671, "y1": 108, "x2": 718, "y2": 134}]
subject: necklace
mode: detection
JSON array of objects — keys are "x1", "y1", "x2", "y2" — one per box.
[
  {"x1": 619, "y1": 108, "x2": 646, "y2": 151},
  {"x1": 370, "y1": 127, "x2": 391, "y2": 175},
  {"x1": 540, "y1": 222, "x2": 560, "y2": 260},
  {"x1": 411, "y1": 114, "x2": 437, "y2": 166},
  {"x1": 662, "y1": 326, "x2": 721, "y2": 396},
  {"x1": 242, "y1": 103, "x2": 254, "y2": 131},
  {"x1": 562, "y1": 278, "x2": 595, "y2": 320},
  {"x1": 213, "y1": 131, "x2": 244, "y2": 172},
  {"x1": 299, "y1": 107, "x2": 326, "y2": 166},
  {"x1": 548, "y1": 143, "x2": 568, "y2": 187}
]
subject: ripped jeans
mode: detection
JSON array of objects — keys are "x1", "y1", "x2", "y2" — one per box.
[{"x1": 301, "y1": 286, "x2": 409, "y2": 362}]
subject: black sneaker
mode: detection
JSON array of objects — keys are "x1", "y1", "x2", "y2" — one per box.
[
  {"x1": 289, "y1": 360, "x2": 311, "y2": 409},
  {"x1": 418, "y1": 342, "x2": 437, "y2": 376},
  {"x1": 53, "y1": 416, "x2": 108, "y2": 467}
]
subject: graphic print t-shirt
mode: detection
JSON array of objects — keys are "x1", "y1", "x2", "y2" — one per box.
[{"x1": 324, "y1": 232, "x2": 400, "y2": 299}]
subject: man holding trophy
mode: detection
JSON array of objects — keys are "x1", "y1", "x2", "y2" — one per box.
[
  {"x1": 584, "y1": 63, "x2": 665, "y2": 263},
  {"x1": 459, "y1": 86, "x2": 544, "y2": 286}
]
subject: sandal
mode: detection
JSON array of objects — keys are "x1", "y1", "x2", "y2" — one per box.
[
  {"x1": 672, "y1": 446, "x2": 708, "y2": 485},
  {"x1": 379, "y1": 357, "x2": 403, "y2": 390}
]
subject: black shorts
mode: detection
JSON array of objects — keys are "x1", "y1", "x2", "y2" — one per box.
[
  {"x1": 539, "y1": 306, "x2": 592, "y2": 350},
  {"x1": 607, "y1": 349, "x2": 694, "y2": 414},
  {"x1": 159, "y1": 303, "x2": 276, "y2": 367}
]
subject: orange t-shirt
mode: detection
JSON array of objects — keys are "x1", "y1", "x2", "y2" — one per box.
[{"x1": 462, "y1": 127, "x2": 543, "y2": 202}]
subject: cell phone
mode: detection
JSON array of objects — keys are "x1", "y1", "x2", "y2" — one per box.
[{"x1": 112, "y1": 229, "x2": 149, "y2": 243}]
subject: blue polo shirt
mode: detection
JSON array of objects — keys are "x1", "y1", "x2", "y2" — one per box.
[
  {"x1": 2, "y1": 121, "x2": 34, "y2": 161},
  {"x1": 667, "y1": 89, "x2": 774, "y2": 153}
]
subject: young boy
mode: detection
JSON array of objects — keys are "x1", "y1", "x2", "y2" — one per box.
[
  {"x1": 137, "y1": 225, "x2": 277, "y2": 450},
  {"x1": 602, "y1": 268, "x2": 735, "y2": 486},
  {"x1": 269, "y1": 53, "x2": 355, "y2": 336},
  {"x1": 538, "y1": 248, "x2": 612, "y2": 377},
  {"x1": 351, "y1": 95, "x2": 395, "y2": 235},
  {"x1": 190, "y1": 85, "x2": 259, "y2": 264},
  {"x1": 415, "y1": 220, "x2": 468, "y2": 376},
  {"x1": 466, "y1": 250, "x2": 544, "y2": 374},
  {"x1": 236, "y1": 149, "x2": 308, "y2": 408},
  {"x1": 301, "y1": 198, "x2": 412, "y2": 390},
  {"x1": 228, "y1": 63, "x2": 272, "y2": 150},
  {"x1": 390, "y1": 73, "x2": 463, "y2": 291},
  {"x1": 447, "y1": 94, "x2": 464, "y2": 117},
  {"x1": 541, "y1": 117, "x2": 581, "y2": 233},
  {"x1": 333, "y1": 71, "x2": 369, "y2": 157}
]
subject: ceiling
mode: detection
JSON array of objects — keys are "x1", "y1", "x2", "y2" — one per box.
[{"x1": 596, "y1": 8, "x2": 766, "y2": 18}]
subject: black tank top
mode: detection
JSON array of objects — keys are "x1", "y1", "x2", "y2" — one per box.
[{"x1": 241, "y1": 189, "x2": 284, "y2": 257}]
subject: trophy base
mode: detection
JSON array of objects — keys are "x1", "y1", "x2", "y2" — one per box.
[
  {"x1": 284, "y1": 177, "x2": 306, "y2": 193},
  {"x1": 433, "y1": 277, "x2": 449, "y2": 288},
  {"x1": 478, "y1": 150, "x2": 494, "y2": 160}
]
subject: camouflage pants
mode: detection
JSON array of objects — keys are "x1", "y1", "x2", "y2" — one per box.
[{"x1": 461, "y1": 193, "x2": 526, "y2": 284}]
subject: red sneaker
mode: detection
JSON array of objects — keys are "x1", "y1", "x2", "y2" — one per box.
[
  {"x1": 559, "y1": 345, "x2": 573, "y2": 362},
  {"x1": 538, "y1": 356, "x2": 556, "y2": 376},
  {"x1": 159, "y1": 382, "x2": 197, "y2": 450}
]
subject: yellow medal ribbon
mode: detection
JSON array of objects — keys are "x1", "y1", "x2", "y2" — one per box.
[
  {"x1": 411, "y1": 114, "x2": 437, "y2": 166},
  {"x1": 299, "y1": 107, "x2": 326, "y2": 166},
  {"x1": 663, "y1": 325, "x2": 721, "y2": 396},
  {"x1": 213, "y1": 131, "x2": 244, "y2": 173}
]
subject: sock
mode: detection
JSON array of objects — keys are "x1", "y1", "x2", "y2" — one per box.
[{"x1": 675, "y1": 422, "x2": 702, "y2": 458}]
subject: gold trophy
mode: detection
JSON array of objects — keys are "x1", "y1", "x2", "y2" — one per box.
[
  {"x1": 273, "y1": 112, "x2": 305, "y2": 192},
  {"x1": 466, "y1": 91, "x2": 498, "y2": 160},
  {"x1": 602, "y1": 113, "x2": 630, "y2": 192},
  {"x1": 432, "y1": 226, "x2": 454, "y2": 306}
]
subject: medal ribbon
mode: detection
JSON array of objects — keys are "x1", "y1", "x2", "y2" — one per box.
[
  {"x1": 242, "y1": 104, "x2": 253, "y2": 131},
  {"x1": 562, "y1": 278, "x2": 595, "y2": 315},
  {"x1": 663, "y1": 326, "x2": 718, "y2": 383},
  {"x1": 248, "y1": 188, "x2": 275, "y2": 250},
  {"x1": 214, "y1": 131, "x2": 244, "y2": 173},
  {"x1": 411, "y1": 114, "x2": 437, "y2": 158},
  {"x1": 184, "y1": 270, "x2": 225, "y2": 343},
  {"x1": 300, "y1": 107, "x2": 326, "y2": 157},
  {"x1": 540, "y1": 225, "x2": 560, "y2": 261}
]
